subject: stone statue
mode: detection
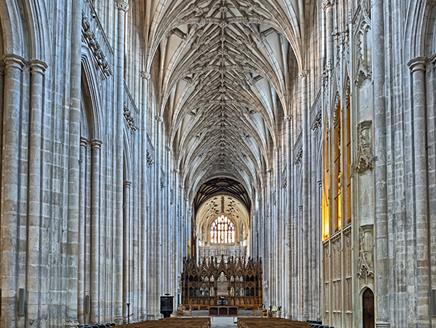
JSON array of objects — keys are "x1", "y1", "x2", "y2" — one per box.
[
  {"x1": 358, "y1": 225, "x2": 374, "y2": 280},
  {"x1": 355, "y1": 121, "x2": 373, "y2": 173}
]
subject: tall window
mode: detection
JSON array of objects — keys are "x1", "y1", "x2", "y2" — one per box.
[
  {"x1": 345, "y1": 91, "x2": 352, "y2": 225},
  {"x1": 322, "y1": 92, "x2": 352, "y2": 240},
  {"x1": 333, "y1": 100, "x2": 342, "y2": 231},
  {"x1": 210, "y1": 215, "x2": 235, "y2": 244},
  {"x1": 322, "y1": 118, "x2": 330, "y2": 241}
]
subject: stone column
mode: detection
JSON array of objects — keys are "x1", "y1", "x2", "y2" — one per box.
[
  {"x1": 90, "y1": 139, "x2": 102, "y2": 323},
  {"x1": 78, "y1": 138, "x2": 88, "y2": 323},
  {"x1": 115, "y1": 0, "x2": 128, "y2": 320},
  {"x1": 67, "y1": 0, "x2": 82, "y2": 322},
  {"x1": 123, "y1": 180, "x2": 131, "y2": 321},
  {"x1": 140, "y1": 71, "x2": 150, "y2": 319},
  {"x1": 371, "y1": 0, "x2": 389, "y2": 326},
  {"x1": 26, "y1": 59, "x2": 48, "y2": 325},
  {"x1": 0, "y1": 54, "x2": 25, "y2": 328},
  {"x1": 323, "y1": 0, "x2": 334, "y2": 70},
  {"x1": 0, "y1": 63, "x2": 3, "y2": 114},
  {"x1": 408, "y1": 57, "x2": 430, "y2": 326},
  {"x1": 300, "y1": 71, "x2": 310, "y2": 321}
]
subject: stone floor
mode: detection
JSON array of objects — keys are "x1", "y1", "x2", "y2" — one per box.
[{"x1": 210, "y1": 317, "x2": 237, "y2": 327}]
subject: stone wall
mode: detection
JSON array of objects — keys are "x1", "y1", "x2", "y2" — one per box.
[{"x1": 0, "y1": 1, "x2": 190, "y2": 327}]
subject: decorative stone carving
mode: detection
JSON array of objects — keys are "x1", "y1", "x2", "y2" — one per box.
[
  {"x1": 146, "y1": 150, "x2": 154, "y2": 167},
  {"x1": 294, "y1": 148, "x2": 303, "y2": 165},
  {"x1": 281, "y1": 169, "x2": 287, "y2": 189},
  {"x1": 311, "y1": 111, "x2": 322, "y2": 131},
  {"x1": 115, "y1": 0, "x2": 129, "y2": 12},
  {"x1": 355, "y1": 120, "x2": 373, "y2": 173},
  {"x1": 140, "y1": 71, "x2": 151, "y2": 80},
  {"x1": 123, "y1": 106, "x2": 137, "y2": 132},
  {"x1": 358, "y1": 225, "x2": 374, "y2": 280},
  {"x1": 82, "y1": 15, "x2": 112, "y2": 77}
]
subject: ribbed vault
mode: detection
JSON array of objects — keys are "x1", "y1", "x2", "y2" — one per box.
[
  {"x1": 145, "y1": 0, "x2": 303, "y2": 198},
  {"x1": 193, "y1": 177, "x2": 251, "y2": 212}
]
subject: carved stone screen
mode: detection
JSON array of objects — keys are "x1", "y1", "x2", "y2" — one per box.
[{"x1": 181, "y1": 256, "x2": 262, "y2": 309}]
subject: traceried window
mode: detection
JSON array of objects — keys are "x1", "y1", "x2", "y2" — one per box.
[{"x1": 210, "y1": 215, "x2": 235, "y2": 244}]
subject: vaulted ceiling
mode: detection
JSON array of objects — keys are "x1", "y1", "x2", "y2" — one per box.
[{"x1": 142, "y1": 0, "x2": 305, "y2": 199}]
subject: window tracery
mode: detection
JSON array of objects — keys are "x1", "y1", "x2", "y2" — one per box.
[{"x1": 210, "y1": 215, "x2": 235, "y2": 244}]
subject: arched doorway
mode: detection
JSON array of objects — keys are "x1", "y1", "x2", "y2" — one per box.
[{"x1": 362, "y1": 288, "x2": 375, "y2": 328}]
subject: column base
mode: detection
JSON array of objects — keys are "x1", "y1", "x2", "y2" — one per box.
[
  {"x1": 376, "y1": 322, "x2": 390, "y2": 328},
  {"x1": 65, "y1": 319, "x2": 79, "y2": 327}
]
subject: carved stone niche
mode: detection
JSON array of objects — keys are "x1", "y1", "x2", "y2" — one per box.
[
  {"x1": 355, "y1": 120, "x2": 373, "y2": 174},
  {"x1": 358, "y1": 224, "x2": 374, "y2": 281},
  {"x1": 353, "y1": 5, "x2": 372, "y2": 87}
]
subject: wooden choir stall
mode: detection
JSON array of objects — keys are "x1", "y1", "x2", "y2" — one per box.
[{"x1": 181, "y1": 256, "x2": 263, "y2": 313}]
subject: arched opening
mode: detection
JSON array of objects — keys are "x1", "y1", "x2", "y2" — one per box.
[
  {"x1": 196, "y1": 194, "x2": 250, "y2": 259},
  {"x1": 362, "y1": 288, "x2": 375, "y2": 328},
  {"x1": 193, "y1": 177, "x2": 251, "y2": 261},
  {"x1": 322, "y1": 88, "x2": 353, "y2": 326},
  {"x1": 78, "y1": 67, "x2": 103, "y2": 324}
]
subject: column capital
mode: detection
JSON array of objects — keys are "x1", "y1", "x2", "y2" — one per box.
[
  {"x1": 80, "y1": 137, "x2": 89, "y2": 147},
  {"x1": 431, "y1": 54, "x2": 436, "y2": 66},
  {"x1": 322, "y1": 0, "x2": 334, "y2": 10},
  {"x1": 299, "y1": 70, "x2": 308, "y2": 79},
  {"x1": 3, "y1": 54, "x2": 25, "y2": 70},
  {"x1": 29, "y1": 59, "x2": 48, "y2": 74},
  {"x1": 408, "y1": 56, "x2": 427, "y2": 72},
  {"x1": 115, "y1": 0, "x2": 129, "y2": 12},
  {"x1": 123, "y1": 181, "x2": 131, "y2": 188},
  {"x1": 140, "y1": 71, "x2": 151, "y2": 80},
  {"x1": 90, "y1": 139, "x2": 102, "y2": 149}
]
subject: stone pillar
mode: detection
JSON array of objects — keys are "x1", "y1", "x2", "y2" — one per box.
[
  {"x1": 123, "y1": 180, "x2": 131, "y2": 321},
  {"x1": 26, "y1": 59, "x2": 48, "y2": 325},
  {"x1": 371, "y1": 0, "x2": 389, "y2": 326},
  {"x1": 90, "y1": 139, "x2": 102, "y2": 323},
  {"x1": 140, "y1": 71, "x2": 150, "y2": 319},
  {"x1": 78, "y1": 138, "x2": 88, "y2": 323},
  {"x1": 0, "y1": 63, "x2": 3, "y2": 114},
  {"x1": 0, "y1": 54, "x2": 25, "y2": 328},
  {"x1": 284, "y1": 116, "x2": 292, "y2": 317},
  {"x1": 300, "y1": 71, "x2": 310, "y2": 321},
  {"x1": 115, "y1": 0, "x2": 128, "y2": 320},
  {"x1": 67, "y1": 0, "x2": 82, "y2": 321},
  {"x1": 408, "y1": 57, "x2": 430, "y2": 326},
  {"x1": 323, "y1": 0, "x2": 334, "y2": 70}
]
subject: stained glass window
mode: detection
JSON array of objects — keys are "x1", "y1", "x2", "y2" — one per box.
[{"x1": 210, "y1": 215, "x2": 235, "y2": 244}]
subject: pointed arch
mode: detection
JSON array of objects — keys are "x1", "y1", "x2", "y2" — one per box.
[{"x1": 81, "y1": 55, "x2": 104, "y2": 141}]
